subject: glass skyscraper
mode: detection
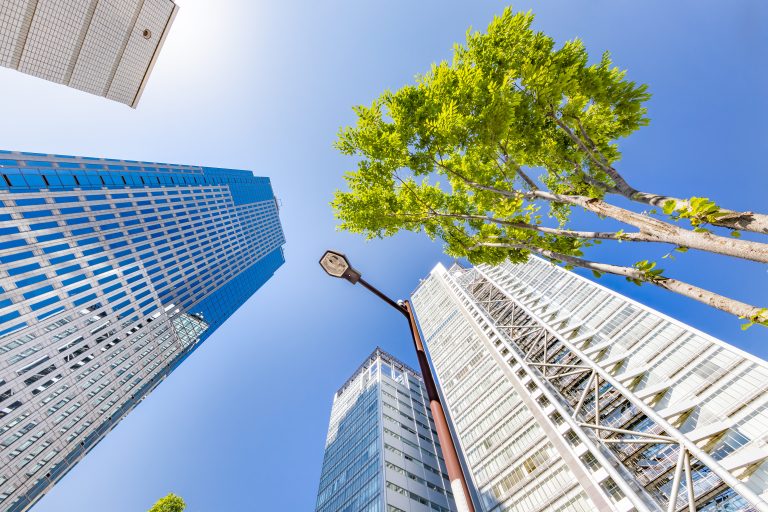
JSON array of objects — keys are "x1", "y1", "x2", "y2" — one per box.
[
  {"x1": 0, "y1": 150, "x2": 285, "y2": 511},
  {"x1": 412, "y1": 260, "x2": 768, "y2": 512},
  {"x1": 315, "y1": 347, "x2": 458, "y2": 512},
  {"x1": 0, "y1": 0, "x2": 178, "y2": 106}
]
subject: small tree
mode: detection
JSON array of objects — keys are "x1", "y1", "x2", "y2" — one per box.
[
  {"x1": 148, "y1": 493, "x2": 185, "y2": 512},
  {"x1": 333, "y1": 8, "x2": 768, "y2": 327}
]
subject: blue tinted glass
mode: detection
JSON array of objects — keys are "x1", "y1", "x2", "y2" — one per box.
[
  {"x1": 22, "y1": 210, "x2": 52, "y2": 219},
  {"x1": 23, "y1": 285, "x2": 54, "y2": 299},
  {"x1": 16, "y1": 274, "x2": 46, "y2": 287},
  {"x1": 1, "y1": 250, "x2": 34, "y2": 264},
  {"x1": 0, "y1": 310, "x2": 21, "y2": 324},
  {"x1": 54, "y1": 196, "x2": 79, "y2": 203},
  {"x1": 30, "y1": 221, "x2": 58, "y2": 230},
  {"x1": 15, "y1": 198, "x2": 46, "y2": 206},
  {"x1": 61, "y1": 275, "x2": 86, "y2": 286},
  {"x1": 31, "y1": 296, "x2": 60, "y2": 310},
  {"x1": 0, "y1": 239, "x2": 26, "y2": 250},
  {"x1": 49, "y1": 253, "x2": 75, "y2": 265},
  {"x1": 8, "y1": 262, "x2": 40, "y2": 276},
  {"x1": 42, "y1": 243, "x2": 69, "y2": 254}
]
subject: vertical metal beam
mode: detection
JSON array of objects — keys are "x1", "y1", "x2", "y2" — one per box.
[
  {"x1": 594, "y1": 373, "x2": 601, "y2": 437},
  {"x1": 683, "y1": 450, "x2": 696, "y2": 512},
  {"x1": 574, "y1": 371, "x2": 595, "y2": 419},
  {"x1": 667, "y1": 448, "x2": 686, "y2": 512}
]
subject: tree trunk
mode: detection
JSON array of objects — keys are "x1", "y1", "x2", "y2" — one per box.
[
  {"x1": 427, "y1": 163, "x2": 768, "y2": 262},
  {"x1": 623, "y1": 192, "x2": 768, "y2": 235},
  {"x1": 528, "y1": 191, "x2": 768, "y2": 264},
  {"x1": 473, "y1": 243, "x2": 767, "y2": 325},
  {"x1": 552, "y1": 117, "x2": 768, "y2": 235},
  {"x1": 428, "y1": 164, "x2": 768, "y2": 263}
]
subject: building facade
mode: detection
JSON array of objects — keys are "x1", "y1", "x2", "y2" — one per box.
[
  {"x1": 315, "y1": 347, "x2": 458, "y2": 512},
  {"x1": 0, "y1": 150, "x2": 285, "y2": 511},
  {"x1": 0, "y1": 0, "x2": 178, "y2": 107},
  {"x1": 412, "y1": 259, "x2": 768, "y2": 512}
]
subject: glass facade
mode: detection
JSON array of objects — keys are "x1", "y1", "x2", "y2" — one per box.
[
  {"x1": 0, "y1": 150, "x2": 285, "y2": 512},
  {"x1": 315, "y1": 348, "x2": 457, "y2": 512},
  {"x1": 412, "y1": 260, "x2": 768, "y2": 512}
]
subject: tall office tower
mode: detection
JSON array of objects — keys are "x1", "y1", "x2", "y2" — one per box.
[
  {"x1": 0, "y1": 0, "x2": 178, "y2": 107},
  {"x1": 412, "y1": 259, "x2": 768, "y2": 512},
  {"x1": 315, "y1": 347, "x2": 458, "y2": 512},
  {"x1": 0, "y1": 150, "x2": 285, "y2": 512}
]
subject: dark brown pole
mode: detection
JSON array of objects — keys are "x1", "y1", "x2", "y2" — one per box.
[
  {"x1": 402, "y1": 300, "x2": 475, "y2": 512},
  {"x1": 337, "y1": 272, "x2": 475, "y2": 511}
]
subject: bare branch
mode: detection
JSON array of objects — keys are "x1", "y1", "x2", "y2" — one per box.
[{"x1": 469, "y1": 242, "x2": 767, "y2": 324}]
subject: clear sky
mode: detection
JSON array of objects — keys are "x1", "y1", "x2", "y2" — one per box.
[{"x1": 0, "y1": 1, "x2": 766, "y2": 511}]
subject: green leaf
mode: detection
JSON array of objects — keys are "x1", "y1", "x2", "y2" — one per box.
[
  {"x1": 673, "y1": 246, "x2": 688, "y2": 253},
  {"x1": 149, "y1": 494, "x2": 185, "y2": 512},
  {"x1": 662, "y1": 200, "x2": 677, "y2": 215},
  {"x1": 731, "y1": 230, "x2": 742, "y2": 238},
  {"x1": 329, "y1": 6, "x2": 761, "y2": 330},
  {"x1": 592, "y1": 270, "x2": 603, "y2": 278}
]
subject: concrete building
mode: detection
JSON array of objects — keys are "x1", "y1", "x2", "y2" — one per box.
[
  {"x1": 0, "y1": 150, "x2": 285, "y2": 511},
  {"x1": 0, "y1": 0, "x2": 178, "y2": 107},
  {"x1": 315, "y1": 347, "x2": 458, "y2": 512},
  {"x1": 411, "y1": 259, "x2": 768, "y2": 512}
]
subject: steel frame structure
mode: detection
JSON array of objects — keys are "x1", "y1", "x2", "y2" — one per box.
[{"x1": 446, "y1": 264, "x2": 768, "y2": 512}]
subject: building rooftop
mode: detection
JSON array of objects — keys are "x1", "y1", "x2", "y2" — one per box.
[{"x1": 335, "y1": 346, "x2": 421, "y2": 397}]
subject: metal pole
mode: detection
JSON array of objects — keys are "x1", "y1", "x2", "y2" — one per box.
[
  {"x1": 358, "y1": 278, "x2": 406, "y2": 315},
  {"x1": 402, "y1": 300, "x2": 475, "y2": 512},
  {"x1": 355, "y1": 277, "x2": 475, "y2": 512}
]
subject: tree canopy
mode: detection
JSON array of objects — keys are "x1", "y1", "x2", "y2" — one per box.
[
  {"x1": 148, "y1": 493, "x2": 186, "y2": 512},
  {"x1": 333, "y1": 7, "x2": 767, "y2": 328}
]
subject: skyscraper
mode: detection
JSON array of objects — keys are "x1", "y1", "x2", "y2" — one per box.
[
  {"x1": 0, "y1": 150, "x2": 285, "y2": 512},
  {"x1": 315, "y1": 347, "x2": 458, "y2": 512},
  {"x1": 412, "y1": 259, "x2": 768, "y2": 512},
  {"x1": 0, "y1": 0, "x2": 178, "y2": 107}
]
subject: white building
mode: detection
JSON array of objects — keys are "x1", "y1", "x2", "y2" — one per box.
[
  {"x1": 0, "y1": 0, "x2": 178, "y2": 107},
  {"x1": 411, "y1": 259, "x2": 768, "y2": 512},
  {"x1": 315, "y1": 347, "x2": 458, "y2": 512}
]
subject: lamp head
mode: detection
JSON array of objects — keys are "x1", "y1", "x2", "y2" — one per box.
[{"x1": 319, "y1": 250, "x2": 361, "y2": 284}]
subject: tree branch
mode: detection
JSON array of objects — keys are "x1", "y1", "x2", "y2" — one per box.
[
  {"x1": 469, "y1": 242, "x2": 767, "y2": 325},
  {"x1": 426, "y1": 169, "x2": 768, "y2": 264},
  {"x1": 553, "y1": 113, "x2": 768, "y2": 235}
]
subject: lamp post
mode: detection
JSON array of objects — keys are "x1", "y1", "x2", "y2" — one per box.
[{"x1": 319, "y1": 250, "x2": 475, "y2": 512}]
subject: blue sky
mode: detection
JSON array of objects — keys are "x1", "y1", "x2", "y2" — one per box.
[{"x1": 0, "y1": 1, "x2": 766, "y2": 511}]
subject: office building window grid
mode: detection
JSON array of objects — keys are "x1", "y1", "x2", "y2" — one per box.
[
  {"x1": 0, "y1": 152, "x2": 284, "y2": 512},
  {"x1": 413, "y1": 273, "x2": 597, "y2": 512},
  {"x1": 412, "y1": 259, "x2": 768, "y2": 512},
  {"x1": 0, "y1": 0, "x2": 176, "y2": 106},
  {"x1": 106, "y1": 0, "x2": 174, "y2": 104},
  {"x1": 315, "y1": 348, "x2": 457, "y2": 512},
  {"x1": 0, "y1": 1, "x2": 32, "y2": 67}
]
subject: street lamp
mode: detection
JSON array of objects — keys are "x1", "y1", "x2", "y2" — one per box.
[{"x1": 319, "y1": 249, "x2": 476, "y2": 512}]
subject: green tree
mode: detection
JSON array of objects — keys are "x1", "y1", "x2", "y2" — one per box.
[
  {"x1": 332, "y1": 7, "x2": 768, "y2": 328},
  {"x1": 148, "y1": 493, "x2": 185, "y2": 512}
]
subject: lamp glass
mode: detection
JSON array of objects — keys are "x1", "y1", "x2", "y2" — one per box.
[{"x1": 320, "y1": 251, "x2": 349, "y2": 278}]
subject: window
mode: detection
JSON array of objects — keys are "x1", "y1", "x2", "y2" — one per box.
[
  {"x1": 580, "y1": 452, "x2": 600, "y2": 471},
  {"x1": 600, "y1": 478, "x2": 624, "y2": 503}
]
